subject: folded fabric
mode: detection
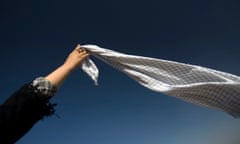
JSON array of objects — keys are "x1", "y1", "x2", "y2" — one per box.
[{"x1": 81, "y1": 44, "x2": 240, "y2": 117}]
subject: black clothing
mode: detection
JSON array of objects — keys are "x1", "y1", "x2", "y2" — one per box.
[{"x1": 0, "y1": 83, "x2": 56, "y2": 143}]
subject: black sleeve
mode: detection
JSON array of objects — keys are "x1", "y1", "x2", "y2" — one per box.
[{"x1": 0, "y1": 83, "x2": 56, "y2": 144}]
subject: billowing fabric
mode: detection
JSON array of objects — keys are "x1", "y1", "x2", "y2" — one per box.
[{"x1": 81, "y1": 45, "x2": 240, "y2": 117}]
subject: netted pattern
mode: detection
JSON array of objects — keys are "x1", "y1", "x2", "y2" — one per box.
[
  {"x1": 32, "y1": 77, "x2": 57, "y2": 97},
  {"x1": 81, "y1": 45, "x2": 240, "y2": 117}
]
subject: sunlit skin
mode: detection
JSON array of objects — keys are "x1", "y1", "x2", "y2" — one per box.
[{"x1": 45, "y1": 44, "x2": 89, "y2": 89}]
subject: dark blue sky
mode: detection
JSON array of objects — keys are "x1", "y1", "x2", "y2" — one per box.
[{"x1": 0, "y1": 0, "x2": 240, "y2": 143}]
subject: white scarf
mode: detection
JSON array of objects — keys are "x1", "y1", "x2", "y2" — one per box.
[{"x1": 81, "y1": 44, "x2": 240, "y2": 117}]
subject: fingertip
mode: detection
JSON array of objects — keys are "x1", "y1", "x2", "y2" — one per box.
[
  {"x1": 85, "y1": 50, "x2": 90, "y2": 55},
  {"x1": 83, "y1": 50, "x2": 89, "y2": 56},
  {"x1": 75, "y1": 44, "x2": 81, "y2": 49}
]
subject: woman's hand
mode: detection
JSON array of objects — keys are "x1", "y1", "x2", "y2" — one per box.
[
  {"x1": 63, "y1": 44, "x2": 89, "y2": 71},
  {"x1": 45, "y1": 44, "x2": 89, "y2": 89}
]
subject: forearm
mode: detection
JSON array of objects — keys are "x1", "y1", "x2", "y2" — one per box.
[
  {"x1": 0, "y1": 45, "x2": 88, "y2": 143},
  {"x1": 45, "y1": 45, "x2": 89, "y2": 90},
  {"x1": 45, "y1": 64, "x2": 74, "y2": 90}
]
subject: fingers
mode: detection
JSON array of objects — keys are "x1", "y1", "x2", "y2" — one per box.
[
  {"x1": 75, "y1": 45, "x2": 89, "y2": 61},
  {"x1": 77, "y1": 48, "x2": 85, "y2": 53},
  {"x1": 77, "y1": 49, "x2": 88, "y2": 57},
  {"x1": 75, "y1": 44, "x2": 88, "y2": 54},
  {"x1": 75, "y1": 44, "x2": 83, "y2": 53},
  {"x1": 75, "y1": 44, "x2": 81, "y2": 50}
]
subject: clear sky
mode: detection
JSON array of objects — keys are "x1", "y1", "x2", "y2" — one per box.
[{"x1": 0, "y1": 0, "x2": 240, "y2": 144}]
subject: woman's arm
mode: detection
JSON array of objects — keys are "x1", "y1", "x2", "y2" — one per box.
[
  {"x1": 0, "y1": 44, "x2": 89, "y2": 143},
  {"x1": 45, "y1": 44, "x2": 89, "y2": 89}
]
